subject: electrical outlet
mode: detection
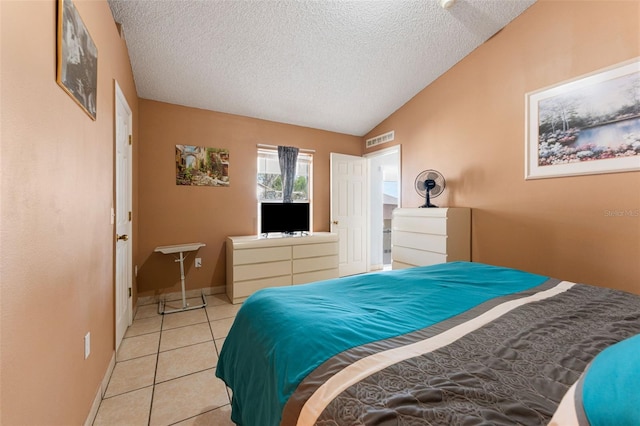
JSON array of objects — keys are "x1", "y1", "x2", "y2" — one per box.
[
  {"x1": 84, "y1": 332, "x2": 91, "y2": 359},
  {"x1": 195, "y1": 258, "x2": 202, "y2": 268}
]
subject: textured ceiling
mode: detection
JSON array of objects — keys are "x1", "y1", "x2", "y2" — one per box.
[{"x1": 108, "y1": 0, "x2": 536, "y2": 136}]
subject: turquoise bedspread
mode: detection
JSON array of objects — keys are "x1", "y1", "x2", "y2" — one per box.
[{"x1": 215, "y1": 261, "x2": 549, "y2": 426}]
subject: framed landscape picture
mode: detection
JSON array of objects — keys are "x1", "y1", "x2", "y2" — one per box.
[
  {"x1": 56, "y1": 0, "x2": 98, "y2": 120},
  {"x1": 525, "y1": 58, "x2": 640, "y2": 179}
]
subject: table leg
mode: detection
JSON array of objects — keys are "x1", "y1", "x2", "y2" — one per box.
[{"x1": 177, "y1": 251, "x2": 188, "y2": 309}]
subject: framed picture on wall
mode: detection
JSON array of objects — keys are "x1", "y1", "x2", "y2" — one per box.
[
  {"x1": 176, "y1": 145, "x2": 230, "y2": 186},
  {"x1": 56, "y1": 0, "x2": 98, "y2": 120},
  {"x1": 525, "y1": 58, "x2": 640, "y2": 180}
]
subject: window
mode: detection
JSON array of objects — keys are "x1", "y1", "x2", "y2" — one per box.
[{"x1": 257, "y1": 148, "x2": 312, "y2": 202}]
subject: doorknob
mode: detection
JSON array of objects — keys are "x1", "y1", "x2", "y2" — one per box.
[
  {"x1": 116, "y1": 234, "x2": 129, "y2": 242},
  {"x1": 332, "y1": 220, "x2": 339, "y2": 225}
]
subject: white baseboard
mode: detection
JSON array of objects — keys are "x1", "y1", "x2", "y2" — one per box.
[{"x1": 84, "y1": 351, "x2": 116, "y2": 426}]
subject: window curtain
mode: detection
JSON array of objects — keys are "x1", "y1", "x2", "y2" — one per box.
[{"x1": 278, "y1": 146, "x2": 299, "y2": 203}]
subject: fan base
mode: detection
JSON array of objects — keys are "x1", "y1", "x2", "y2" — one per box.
[{"x1": 420, "y1": 192, "x2": 438, "y2": 208}]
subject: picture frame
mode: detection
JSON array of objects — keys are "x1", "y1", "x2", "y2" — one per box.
[
  {"x1": 56, "y1": 0, "x2": 98, "y2": 120},
  {"x1": 176, "y1": 145, "x2": 230, "y2": 186},
  {"x1": 525, "y1": 58, "x2": 640, "y2": 180}
]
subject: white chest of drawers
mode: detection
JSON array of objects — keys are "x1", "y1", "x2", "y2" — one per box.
[
  {"x1": 391, "y1": 208, "x2": 470, "y2": 269},
  {"x1": 226, "y1": 233, "x2": 339, "y2": 304}
]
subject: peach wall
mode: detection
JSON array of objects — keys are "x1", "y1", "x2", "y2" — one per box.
[
  {"x1": 1, "y1": 1, "x2": 138, "y2": 424},
  {"x1": 136, "y1": 100, "x2": 361, "y2": 297},
  {"x1": 365, "y1": 0, "x2": 639, "y2": 293}
]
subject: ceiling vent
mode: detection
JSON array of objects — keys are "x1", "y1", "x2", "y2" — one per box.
[{"x1": 366, "y1": 130, "x2": 395, "y2": 148}]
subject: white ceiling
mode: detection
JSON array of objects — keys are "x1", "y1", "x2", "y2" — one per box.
[{"x1": 108, "y1": 0, "x2": 536, "y2": 136}]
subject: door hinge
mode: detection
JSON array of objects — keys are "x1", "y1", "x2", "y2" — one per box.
[
  {"x1": 128, "y1": 211, "x2": 132, "y2": 221},
  {"x1": 128, "y1": 288, "x2": 132, "y2": 298},
  {"x1": 128, "y1": 135, "x2": 132, "y2": 145}
]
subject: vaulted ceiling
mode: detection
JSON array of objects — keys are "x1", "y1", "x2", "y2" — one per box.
[{"x1": 108, "y1": 0, "x2": 537, "y2": 136}]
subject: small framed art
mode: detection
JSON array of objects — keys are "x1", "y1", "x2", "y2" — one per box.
[
  {"x1": 56, "y1": 0, "x2": 98, "y2": 120},
  {"x1": 176, "y1": 145, "x2": 230, "y2": 186}
]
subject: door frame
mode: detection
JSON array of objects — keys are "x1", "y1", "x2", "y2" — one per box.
[{"x1": 364, "y1": 145, "x2": 401, "y2": 271}]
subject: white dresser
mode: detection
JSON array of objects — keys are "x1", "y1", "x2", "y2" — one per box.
[
  {"x1": 391, "y1": 208, "x2": 470, "y2": 269},
  {"x1": 226, "y1": 233, "x2": 339, "y2": 304}
]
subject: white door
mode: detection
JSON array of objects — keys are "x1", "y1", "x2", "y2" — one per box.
[
  {"x1": 330, "y1": 153, "x2": 368, "y2": 276},
  {"x1": 115, "y1": 82, "x2": 133, "y2": 351}
]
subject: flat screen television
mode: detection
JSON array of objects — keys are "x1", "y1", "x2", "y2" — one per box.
[{"x1": 260, "y1": 202, "x2": 310, "y2": 236}]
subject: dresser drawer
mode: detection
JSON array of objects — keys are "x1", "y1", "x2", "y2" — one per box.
[
  {"x1": 393, "y1": 231, "x2": 447, "y2": 254},
  {"x1": 293, "y1": 268, "x2": 338, "y2": 285},
  {"x1": 391, "y1": 260, "x2": 415, "y2": 270},
  {"x1": 293, "y1": 255, "x2": 339, "y2": 274},
  {"x1": 392, "y1": 246, "x2": 447, "y2": 267},
  {"x1": 233, "y1": 246, "x2": 291, "y2": 265},
  {"x1": 293, "y1": 242, "x2": 338, "y2": 259},
  {"x1": 234, "y1": 275, "x2": 292, "y2": 298},
  {"x1": 393, "y1": 216, "x2": 447, "y2": 236},
  {"x1": 234, "y1": 260, "x2": 291, "y2": 281}
]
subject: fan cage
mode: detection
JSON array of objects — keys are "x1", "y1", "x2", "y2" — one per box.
[{"x1": 414, "y1": 170, "x2": 445, "y2": 198}]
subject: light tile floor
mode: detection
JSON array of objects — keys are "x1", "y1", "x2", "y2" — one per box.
[{"x1": 94, "y1": 294, "x2": 241, "y2": 426}]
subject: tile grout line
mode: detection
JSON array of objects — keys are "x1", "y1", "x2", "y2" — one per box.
[
  {"x1": 205, "y1": 304, "x2": 234, "y2": 405},
  {"x1": 205, "y1": 304, "x2": 233, "y2": 407},
  {"x1": 147, "y1": 310, "x2": 164, "y2": 426}
]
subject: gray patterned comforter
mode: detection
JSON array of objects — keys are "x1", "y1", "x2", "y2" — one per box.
[{"x1": 282, "y1": 280, "x2": 640, "y2": 425}]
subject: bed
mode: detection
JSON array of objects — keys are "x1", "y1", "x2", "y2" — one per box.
[{"x1": 215, "y1": 261, "x2": 640, "y2": 425}]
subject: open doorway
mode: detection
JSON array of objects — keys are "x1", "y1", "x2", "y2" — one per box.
[{"x1": 366, "y1": 146, "x2": 400, "y2": 271}]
